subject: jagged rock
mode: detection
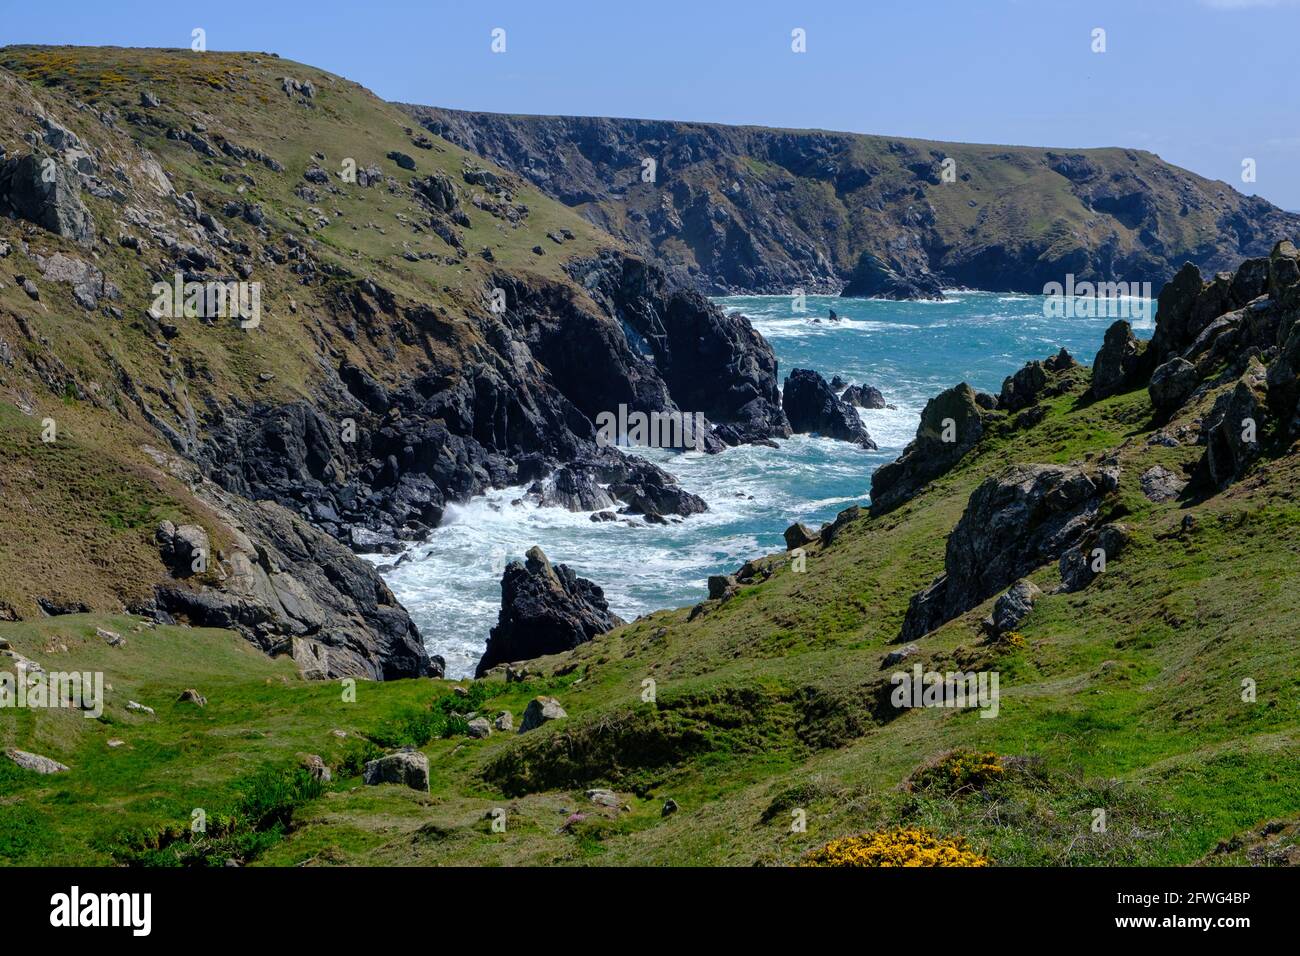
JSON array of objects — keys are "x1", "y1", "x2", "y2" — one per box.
[
  {"x1": 1140, "y1": 465, "x2": 1187, "y2": 503},
  {"x1": 39, "y1": 253, "x2": 118, "y2": 310},
  {"x1": 0, "y1": 153, "x2": 95, "y2": 245},
  {"x1": 1201, "y1": 357, "x2": 1268, "y2": 488},
  {"x1": 493, "y1": 710, "x2": 513, "y2": 732},
  {"x1": 519, "y1": 695, "x2": 567, "y2": 733},
  {"x1": 1091, "y1": 320, "x2": 1148, "y2": 398},
  {"x1": 466, "y1": 717, "x2": 492, "y2": 739},
  {"x1": 177, "y1": 688, "x2": 207, "y2": 707},
  {"x1": 840, "y1": 384, "x2": 887, "y2": 409},
  {"x1": 156, "y1": 521, "x2": 210, "y2": 577},
  {"x1": 96, "y1": 627, "x2": 124, "y2": 647},
  {"x1": 586, "y1": 788, "x2": 620, "y2": 808},
  {"x1": 984, "y1": 579, "x2": 1041, "y2": 634},
  {"x1": 1045, "y1": 348, "x2": 1078, "y2": 372},
  {"x1": 1149, "y1": 357, "x2": 1199, "y2": 414},
  {"x1": 782, "y1": 369, "x2": 876, "y2": 447},
  {"x1": 870, "y1": 383, "x2": 985, "y2": 515},
  {"x1": 899, "y1": 464, "x2": 1116, "y2": 641},
  {"x1": 5, "y1": 748, "x2": 68, "y2": 774},
  {"x1": 387, "y1": 150, "x2": 416, "y2": 171},
  {"x1": 1058, "y1": 523, "x2": 1130, "y2": 592},
  {"x1": 783, "y1": 521, "x2": 817, "y2": 549},
  {"x1": 662, "y1": 798, "x2": 679, "y2": 817},
  {"x1": 475, "y1": 547, "x2": 623, "y2": 676},
  {"x1": 998, "y1": 360, "x2": 1048, "y2": 412},
  {"x1": 363, "y1": 750, "x2": 430, "y2": 791}
]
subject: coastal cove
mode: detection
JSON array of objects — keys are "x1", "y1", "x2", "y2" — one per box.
[{"x1": 377, "y1": 292, "x2": 1154, "y2": 677}]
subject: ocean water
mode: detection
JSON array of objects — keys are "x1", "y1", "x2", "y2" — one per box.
[{"x1": 376, "y1": 292, "x2": 1154, "y2": 677}]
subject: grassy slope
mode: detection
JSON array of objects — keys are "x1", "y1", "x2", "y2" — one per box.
[{"x1": 8, "y1": 358, "x2": 1296, "y2": 867}]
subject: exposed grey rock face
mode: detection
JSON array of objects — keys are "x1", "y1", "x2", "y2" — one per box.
[
  {"x1": 0, "y1": 153, "x2": 95, "y2": 245},
  {"x1": 899, "y1": 464, "x2": 1117, "y2": 641},
  {"x1": 1200, "y1": 358, "x2": 1268, "y2": 488},
  {"x1": 783, "y1": 521, "x2": 817, "y2": 549},
  {"x1": 519, "y1": 695, "x2": 567, "y2": 733},
  {"x1": 985, "y1": 579, "x2": 1042, "y2": 634},
  {"x1": 870, "y1": 383, "x2": 985, "y2": 515},
  {"x1": 1058, "y1": 523, "x2": 1130, "y2": 593},
  {"x1": 782, "y1": 368, "x2": 876, "y2": 447},
  {"x1": 38, "y1": 252, "x2": 119, "y2": 309},
  {"x1": 152, "y1": 487, "x2": 434, "y2": 681},
  {"x1": 1140, "y1": 465, "x2": 1187, "y2": 503},
  {"x1": 363, "y1": 750, "x2": 430, "y2": 791},
  {"x1": 881, "y1": 644, "x2": 919, "y2": 669},
  {"x1": 1149, "y1": 357, "x2": 1199, "y2": 414},
  {"x1": 475, "y1": 547, "x2": 623, "y2": 677},
  {"x1": 5, "y1": 748, "x2": 68, "y2": 774},
  {"x1": 466, "y1": 717, "x2": 492, "y2": 739},
  {"x1": 1091, "y1": 321, "x2": 1149, "y2": 399}
]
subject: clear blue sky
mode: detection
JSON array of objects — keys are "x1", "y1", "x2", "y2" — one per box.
[{"x1": 5, "y1": 0, "x2": 1297, "y2": 208}]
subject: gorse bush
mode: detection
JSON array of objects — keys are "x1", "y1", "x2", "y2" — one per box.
[
  {"x1": 801, "y1": 827, "x2": 990, "y2": 867},
  {"x1": 910, "y1": 749, "x2": 1006, "y2": 795}
]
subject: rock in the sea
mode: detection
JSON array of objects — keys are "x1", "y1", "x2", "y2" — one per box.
[
  {"x1": 899, "y1": 464, "x2": 1116, "y2": 641},
  {"x1": 362, "y1": 750, "x2": 430, "y2": 791},
  {"x1": 984, "y1": 579, "x2": 1041, "y2": 634},
  {"x1": 841, "y1": 252, "x2": 945, "y2": 300},
  {"x1": 1149, "y1": 357, "x2": 1199, "y2": 414},
  {"x1": 475, "y1": 546, "x2": 623, "y2": 676},
  {"x1": 782, "y1": 368, "x2": 876, "y2": 447},
  {"x1": 519, "y1": 695, "x2": 567, "y2": 733},
  {"x1": 1090, "y1": 320, "x2": 1149, "y2": 398},
  {"x1": 870, "y1": 383, "x2": 986, "y2": 515},
  {"x1": 840, "y1": 384, "x2": 887, "y2": 409},
  {"x1": 5, "y1": 748, "x2": 68, "y2": 774}
]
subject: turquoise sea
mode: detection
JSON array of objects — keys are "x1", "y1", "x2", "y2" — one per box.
[{"x1": 376, "y1": 292, "x2": 1154, "y2": 677}]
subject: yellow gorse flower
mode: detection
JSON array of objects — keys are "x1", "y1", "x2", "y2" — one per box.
[{"x1": 801, "y1": 827, "x2": 990, "y2": 867}]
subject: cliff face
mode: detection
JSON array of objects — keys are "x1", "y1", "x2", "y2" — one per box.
[
  {"x1": 0, "y1": 47, "x2": 786, "y2": 678},
  {"x1": 409, "y1": 106, "x2": 1300, "y2": 298}
]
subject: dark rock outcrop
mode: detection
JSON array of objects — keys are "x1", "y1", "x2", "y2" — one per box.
[
  {"x1": 1148, "y1": 357, "x2": 1199, "y2": 414},
  {"x1": 899, "y1": 464, "x2": 1118, "y2": 641},
  {"x1": 998, "y1": 360, "x2": 1049, "y2": 412},
  {"x1": 1090, "y1": 321, "x2": 1149, "y2": 398},
  {"x1": 1058, "y1": 523, "x2": 1130, "y2": 593},
  {"x1": 1199, "y1": 358, "x2": 1268, "y2": 488},
  {"x1": 0, "y1": 153, "x2": 95, "y2": 245},
  {"x1": 475, "y1": 546, "x2": 623, "y2": 676},
  {"x1": 984, "y1": 579, "x2": 1041, "y2": 634},
  {"x1": 782, "y1": 369, "x2": 876, "y2": 447},
  {"x1": 841, "y1": 252, "x2": 945, "y2": 301},
  {"x1": 841, "y1": 384, "x2": 887, "y2": 409},
  {"x1": 870, "y1": 383, "x2": 985, "y2": 515}
]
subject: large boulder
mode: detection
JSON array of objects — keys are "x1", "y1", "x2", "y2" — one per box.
[
  {"x1": 840, "y1": 384, "x2": 887, "y2": 409},
  {"x1": 5, "y1": 748, "x2": 69, "y2": 774},
  {"x1": 899, "y1": 463, "x2": 1117, "y2": 641},
  {"x1": 984, "y1": 579, "x2": 1041, "y2": 634},
  {"x1": 519, "y1": 695, "x2": 567, "y2": 733},
  {"x1": 1090, "y1": 320, "x2": 1149, "y2": 398},
  {"x1": 998, "y1": 360, "x2": 1048, "y2": 412},
  {"x1": 782, "y1": 369, "x2": 876, "y2": 447},
  {"x1": 1148, "y1": 357, "x2": 1199, "y2": 415},
  {"x1": 475, "y1": 546, "x2": 623, "y2": 676},
  {"x1": 362, "y1": 750, "x2": 430, "y2": 791},
  {"x1": 870, "y1": 383, "x2": 985, "y2": 515},
  {"x1": 0, "y1": 153, "x2": 95, "y2": 245}
]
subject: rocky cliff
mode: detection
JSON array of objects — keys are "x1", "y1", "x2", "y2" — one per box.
[
  {"x1": 409, "y1": 106, "x2": 1300, "y2": 298},
  {"x1": 0, "y1": 46, "x2": 787, "y2": 679}
]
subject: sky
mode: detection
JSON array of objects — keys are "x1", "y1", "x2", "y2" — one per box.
[{"x1": 4, "y1": 0, "x2": 1298, "y2": 208}]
